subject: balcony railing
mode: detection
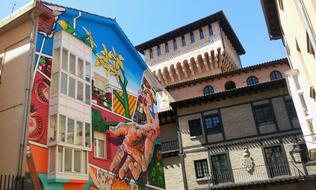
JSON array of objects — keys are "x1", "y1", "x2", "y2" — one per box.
[
  {"x1": 0, "y1": 174, "x2": 25, "y2": 190},
  {"x1": 202, "y1": 162, "x2": 305, "y2": 188},
  {"x1": 161, "y1": 140, "x2": 179, "y2": 153}
]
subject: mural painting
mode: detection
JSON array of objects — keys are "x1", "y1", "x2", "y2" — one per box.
[{"x1": 27, "y1": 2, "x2": 165, "y2": 190}]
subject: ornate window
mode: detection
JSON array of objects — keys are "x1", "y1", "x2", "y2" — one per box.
[
  {"x1": 246, "y1": 76, "x2": 259, "y2": 86},
  {"x1": 270, "y1": 71, "x2": 282, "y2": 80},
  {"x1": 224, "y1": 81, "x2": 236, "y2": 90},
  {"x1": 203, "y1": 86, "x2": 214, "y2": 96}
]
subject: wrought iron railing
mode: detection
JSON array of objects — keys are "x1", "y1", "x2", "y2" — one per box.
[
  {"x1": 161, "y1": 140, "x2": 179, "y2": 153},
  {"x1": 205, "y1": 162, "x2": 304, "y2": 187},
  {"x1": 0, "y1": 174, "x2": 24, "y2": 190}
]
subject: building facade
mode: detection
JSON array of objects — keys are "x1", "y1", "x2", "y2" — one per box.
[
  {"x1": 0, "y1": 1, "x2": 165, "y2": 190},
  {"x1": 261, "y1": 0, "x2": 316, "y2": 160},
  {"x1": 136, "y1": 12, "x2": 316, "y2": 190}
]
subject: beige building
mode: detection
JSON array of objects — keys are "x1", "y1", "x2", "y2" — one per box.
[
  {"x1": 0, "y1": 1, "x2": 39, "y2": 176},
  {"x1": 261, "y1": 0, "x2": 316, "y2": 160},
  {"x1": 136, "y1": 12, "x2": 316, "y2": 190}
]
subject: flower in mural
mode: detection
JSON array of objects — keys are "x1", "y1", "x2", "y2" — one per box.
[{"x1": 95, "y1": 44, "x2": 132, "y2": 118}]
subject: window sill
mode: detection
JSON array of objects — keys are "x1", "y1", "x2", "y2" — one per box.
[
  {"x1": 190, "y1": 135, "x2": 204, "y2": 140},
  {"x1": 93, "y1": 156, "x2": 109, "y2": 161},
  {"x1": 196, "y1": 177, "x2": 208, "y2": 182},
  {"x1": 258, "y1": 121, "x2": 275, "y2": 126}
]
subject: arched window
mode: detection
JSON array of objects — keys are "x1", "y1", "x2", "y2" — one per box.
[
  {"x1": 225, "y1": 81, "x2": 236, "y2": 90},
  {"x1": 270, "y1": 71, "x2": 282, "y2": 80},
  {"x1": 203, "y1": 86, "x2": 214, "y2": 96},
  {"x1": 247, "y1": 76, "x2": 259, "y2": 86}
]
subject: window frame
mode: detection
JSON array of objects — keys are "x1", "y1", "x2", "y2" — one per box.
[
  {"x1": 157, "y1": 45, "x2": 161, "y2": 56},
  {"x1": 204, "y1": 114, "x2": 222, "y2": 134},
  {"x1": 253, "y1": 103, "x2": 275, "y2": 126},
  {"x1": 190, "y1": 31, "x2": 195, "y2": 43},
  {"x1": 149, "y1": 48, "x2": 153, "y2": 59},
  {"x1": 208, "y1": 24, "x2": 213, "y2": 36},
  {"x1": 173, "y1": 39, "x2": 177, "y2": 50},
  {"x1": 188, "y1": 119, "x2": 203, "y2": 137},
  {"x1": 270, "y1": 71, "x2": 282, "y2": 80},
  {"x1": 181, "y1": 35, "x2": 186, "y2": 47},
  {"x1": 194, "y1": 159, "x2": 209, "y2": 179},
  {"x1": 57, "y1": 47, "x2": 92, "y2": 105},
  {"x1": 203, "y1": 86, "x2": 214, "y2": 96},
  {"x1": 224, "y1": 81, "x2": 236, "y2": 90},
  {"x1": 285, "y1": 98, "x2": 297, "y2": 120},
  {"x1": 199, "y1": 28, "x2": 204, "y2": 39},
  {"x1": 246, "y1": 76, "x2": 259, "y2": 86},
  {"x1": 94, "y1": 134, "x2": 107, "y2": 159},
  {"x1": 165, "y1": 42, "x2": 169, "y2": 53}
]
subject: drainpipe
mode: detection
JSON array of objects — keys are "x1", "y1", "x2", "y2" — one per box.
[
  {"x1": 17, "y1": 10, "x2": 36, "y2": 177},
  {"x1": 295, "y1": 0, "x2": 316, "y2": 55},
  {"x1": 176, "y1": 112, "x2": 188, "y2": 190}
]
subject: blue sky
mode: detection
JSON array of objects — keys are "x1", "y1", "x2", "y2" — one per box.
[{"x1": 1, "y1": 0, "x2": 286, "y2": 67}]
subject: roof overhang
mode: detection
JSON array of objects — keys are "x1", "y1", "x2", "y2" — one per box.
[{"x1": 261, "y1": 0, "x2": 283, "y2": 40}]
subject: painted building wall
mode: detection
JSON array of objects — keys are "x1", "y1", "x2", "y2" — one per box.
[{"x1": 27, "y1": 2, "x2": 165, "y2": 190}]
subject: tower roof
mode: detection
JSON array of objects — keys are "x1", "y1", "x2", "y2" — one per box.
[{"x1": 135, "y1": 11, "x2": 245, "y2": 55}]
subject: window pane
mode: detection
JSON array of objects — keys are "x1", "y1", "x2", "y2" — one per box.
[
  {"x1": 182, "y1": 36, "x2": 186, "y2": 46},
  {"x1": 85, "y1": 62, "x2": 91, "y2": 82},
  {"x1": 62, "y1": 48, "x2": 68, "y2": 71},
  {"x1": 173, "y1": 39, "x2": 177, "y2": 50},
  {"x1": 69, "y1": 54, "x2": 76, "y2": 75},
  {"x1": 188, "y1": 119, "x2": 202, "y2": 136},
  {"x1": 254, "y1": 104, "x2": 274, "y2": 125},
  {"x1": 85, "y1": 123, "x2": 91, "y2": 147},
  {"x1": 53, "y1": 48, "x2": 60, "y2": 73},
  {"x1": 59, "y1": 115, "x2": 66, "y2": 142},
  {"x1": 58, "y1": 146, "x2": 63, "y2": 172},
  {"x1": 149, "y1": 49, "x2": 153, "y2": 59},
  {"x1": 165, "y1": 42, "x2": 169, "y2": 53},
  {"x1": 199, "y1": 28, "x2": 204, "y2": 39},
  {"x1": 157, "y1": 46, "x2": 161, "y2": 56},
  {"x1": 190, "y1": 32, "x2": 195, "y2": 43},
  {"x1": 98, "y1": 139, "x2": 105, "y2": 158},
  {"x1": 82, "y1": 152, "x2": 87, "y2": 174},
  {"x1": 74, "y1": 150, "x2": 81, "y2": 173},
  {"x1": 77, "y1": 58, "x2": 84, "y2": 79},
  {"x1": 85, "y1": 84, "x2": 91, "y2": 105},
  {"x1": 76, "y1": 121, "x2": 83, "y2": 146},
  {"x1": 51, "y1": 72, "x2": 59, "y2": 95},
  {"x1": 77, "y1": 81, "x2": 83, "y2": 101},
  {"x1": 208, "y1": 25, "x2": 213, "y2": 36},
  {"x1": 67, "y1": 119, "x2": 74, "y2": 144},
  {"x1": 49, "y1": 115, "x2": 57, "y2": 142},
  {"x1": 68, "y1": 77, "x2": 76, "y2": 98},
  {"x1": 49, "y1": 146, "x2": 56, "y2": 173},
  {"x1": 64, "y1": 148, "x2": 72, "y2": 172},
  {"x1": 61, "y1": 72, "x2": 67, "y2": 95}
]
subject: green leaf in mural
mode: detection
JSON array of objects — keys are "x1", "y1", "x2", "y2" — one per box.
[{"x1": 92, "y1": 109, "x2": 118, "y2": 133}]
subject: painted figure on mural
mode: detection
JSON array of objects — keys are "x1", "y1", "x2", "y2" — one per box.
[{"x1": 109, "y1": 80, "x2": 159, "y2": 180}]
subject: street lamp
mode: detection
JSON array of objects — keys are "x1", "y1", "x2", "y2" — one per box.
[{"x1": 289, "y1": 143, "x2": 308, "y2": 176}]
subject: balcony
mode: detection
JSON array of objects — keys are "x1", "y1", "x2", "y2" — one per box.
[
  {"x1": 198, "y1": 162, "x2": 306, "y2": 189},
  {"x1": 161, "y1": 140, "x2": 179, "y2": 154}
]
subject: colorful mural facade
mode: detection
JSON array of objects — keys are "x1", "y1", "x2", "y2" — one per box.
[{"x1": 27, "y1": 2, "x2": 164, "y2": 190}]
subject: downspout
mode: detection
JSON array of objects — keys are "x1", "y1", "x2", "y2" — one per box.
[
  {"x1": 17, "y1": 10, "x2": 36, "y2": 177},
  {"x1": 175, "y1": 110, "x2": 188, "y2": 190},
  {"x1": 295, "y1": 0, "x2": 316, "y2": 55}
]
